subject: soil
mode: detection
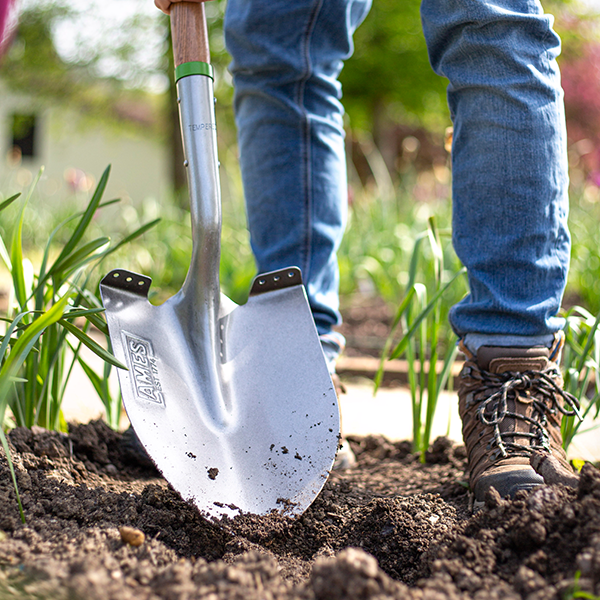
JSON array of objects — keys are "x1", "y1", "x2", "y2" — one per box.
[
  {"x1": 0, "y1": 422, "x2": 596, "y2": 600},
  {"x1": 0, "y1": 295, "x2": 595, "y2": 599}
]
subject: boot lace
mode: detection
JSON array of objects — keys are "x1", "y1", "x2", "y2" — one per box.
[{"x1": 464, "y1": 365, "x2": 582, "y2": 460}]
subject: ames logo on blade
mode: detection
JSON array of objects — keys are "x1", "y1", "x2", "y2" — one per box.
[{"x1": 123, "y1": 333, "x2": 165, "y2": 405}]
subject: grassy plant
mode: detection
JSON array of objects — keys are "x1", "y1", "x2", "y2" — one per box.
[
  {"x1": 567, "y1": 189, "x2": 600, "y2": 315},
  {"x1": 564, "y1": 571, "x2": 600, "y2": 600},
  {"x1": 0, "y1": 166, "x2": 158, "y2": 433},
  {"x1": 375, "y1": 216, "x2": 467, "y2": 461},
  {"x1": 561, "y1": 305, "x2": 600, "y2": 451},
  {"x1": 338, "y1": 185, "x2": 439, "y2": 303}
]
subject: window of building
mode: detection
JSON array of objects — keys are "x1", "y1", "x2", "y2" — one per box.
[{"x1": 11, "y1": 113, "x2": 37, "y2": 158}]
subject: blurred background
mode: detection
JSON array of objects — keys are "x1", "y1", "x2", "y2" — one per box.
[{"x1": 1, "y1": 0, "x2": 600, "y2": 319}]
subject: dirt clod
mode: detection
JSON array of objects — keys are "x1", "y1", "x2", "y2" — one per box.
[
  {"x1": 119, "y1": 526, "x2": 145, "y2": 546},
  {"x1": 530, "y1": 450, "x2": 580, "y2": 488}
]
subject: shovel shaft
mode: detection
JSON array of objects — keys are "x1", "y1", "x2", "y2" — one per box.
[
  {"x1": 172, "y1": 3, "x2": 224, "y2": 419},
  {"x1": 178, "y1": 73, "x2": 222, "y2": 317},
  {"x1": 171, "y1": 2, "x2": 210, "y2": 65}
]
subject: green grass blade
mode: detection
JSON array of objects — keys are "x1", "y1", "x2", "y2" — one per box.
[
  {"x1": 389, "y1": 267, "x2": 467, "y2": 360},
  {"x1": 374, "y1": 285, "x2": 417, "y2": 392},
  {"x1": 427, "y1": 216, "x2": 443, "y2": 284},
  {"x1": 72, "y1": 343, "x2": 120, "y2": 429},
  {"x1": 36, "y1": 197, "x2": 120, "y2": 296},
  {"x1": 0, "y1": 312, "x2": 31, "y2": 362},
  {"x1": 10, "y1": 200, "x2": 28, "y2": 312},
  {"x1": 37, "y1": 212, "x2": 86, "y2": 306},
  {"x1": 576, "y1": 311, "x2": 600, "y2": 374},
  {"x1": 9, "y1": 383, "x2": 26, "y2": 429},
  {"x1": 10, "y1": 167, "x2": 44, "y2": 311},
  {"x1": 10, "y1": 170, "x2": 43, "y2": 310},
  {"x1": 63, "y1": 308, "x2": 105, "y2": 319},
  {"x1": 0, "y1": 194, "x2": 20, "y2": 271},
  {"x1": 76, "y1": 354, "x2": 105, "y2": 400},
  {"x1": 50, "y1": 165, "x2": 111, "y2": 272},
  {"x1": 83, "y1": 312, "x2": 109, "y2": 336},
  {"x1": 49, "y1": 237, "x2": 110, "y2": 278},
  {"x1": 0, "y1": 294, "x2": 73, "y2": 417},
  {"x1": 0, "y1": 428, "x2": 25, "y2": 524},
  {"x1": 406, "y1": 341, "x2": 420, "y2": 452},
  {"x1": 406, "y1": 233, "x2": 427, "y2": 291},
  {"x1": 63, "y1": 289, "x2": 110, "y2": 336},
  {"x1": 436, "y1": 342, "x2": 459, "y2": 397},
  {"x1": 58, "y1": 319, "x2": 127, "y2": 369},
  {"x1": 0, "y1": 193, "x2": 21, "y2": 212},
  {"x1": 0, "y1": 232, "x2": 11, "y2": 271},
  {"x1": 98, "y1": 198, "x2": 121, "y2": 210},
  {"x1": 594, "y1": 326, "x2": 600, "y2": 394},
  {"x1": 101, "y1": 219, "x2": 161, "y2": 258}
]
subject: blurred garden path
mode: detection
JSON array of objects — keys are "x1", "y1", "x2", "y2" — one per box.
[{"x1": 62, "y1": 343, "x2": 600, "y2": 463}]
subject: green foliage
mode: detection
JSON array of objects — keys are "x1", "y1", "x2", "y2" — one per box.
[
  {"x1": 568, "y1": 193, "x2": 600, "y2": 315},
  {"x1": 340, "y1": 0, "x2": 449, "y2": 132},
  {"x1": 375, "y1": 217, "x2": 467, "y2": 460},
  {"x1": 339, "y1": 168, "x2": 462, "y2": 317},
  {"x1": 115, "y1": 198, "x2": 255, "y2": 307},
  {"x1": 340, "y1": 0, "x2": 589, "y2": 136},
  {"x1": 3, "y1": 2, "x2": 70, "y2": 85},
  {"x1": 564, "y1": 571, "x2": 600, "y2": 600},
  {"x1": 0, "y1": 166, "x2": 158, "y2": 433},
  {"x1": 102, "y1": 146, "x2": 255, "y2": 306},
  {"x1": 561, "y1": 306, "x2": 600, "y2": 451},
  {"x1": 1, "y1": 1, "x2": 166, "y2": 137},
  {"x1": 338, "y1": 189, "x2": 419, "y2": 303}
]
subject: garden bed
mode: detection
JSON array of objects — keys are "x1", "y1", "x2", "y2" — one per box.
[{"x1": 0, "y1": 422, "x2": 597, "y2": 599}]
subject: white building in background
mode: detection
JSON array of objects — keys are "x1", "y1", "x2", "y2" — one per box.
[{"x1": 0, "y1": 80, "x2": 170, "y2": 204}]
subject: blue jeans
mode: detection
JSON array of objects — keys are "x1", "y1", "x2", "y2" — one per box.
[{"x1": 224, "y1": 0, "x2": 570, "y2": 356}]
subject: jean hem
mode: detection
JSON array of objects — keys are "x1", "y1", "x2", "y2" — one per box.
[{"x1": 462, "y1": 332, "x2": 557, "y2": 355}]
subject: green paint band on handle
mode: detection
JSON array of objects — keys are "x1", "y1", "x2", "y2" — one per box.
[{"x1": 175, "y1": 61, "x2": 213, "y2": 82}]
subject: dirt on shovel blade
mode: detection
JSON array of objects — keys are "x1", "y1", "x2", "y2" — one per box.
[{"x1": 0, "y1": 421, "x2": 598, "y2": 599}]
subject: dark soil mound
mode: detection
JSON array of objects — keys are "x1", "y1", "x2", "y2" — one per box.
[{"x1": 0, "y1": 421, "x2": 596, "y2": 599}]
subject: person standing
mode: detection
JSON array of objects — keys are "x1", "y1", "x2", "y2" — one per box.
[{"x1": 156, "y1": 0, "x2": 579, "y2": 499}]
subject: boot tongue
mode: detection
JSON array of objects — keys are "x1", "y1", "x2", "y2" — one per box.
[{"x1": 476, "y1": 346, "x2": 550, "y2": 374}]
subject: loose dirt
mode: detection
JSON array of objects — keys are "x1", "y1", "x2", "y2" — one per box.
[{"x1": 0, "y1": 422, "x2": 596, "y2": 599}]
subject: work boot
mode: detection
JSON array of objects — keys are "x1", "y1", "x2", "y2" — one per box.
[{"x1": 458, "y1": 337, "x2": 581, "y2": 503}]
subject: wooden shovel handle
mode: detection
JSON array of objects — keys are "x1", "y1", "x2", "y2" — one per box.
[{"x1": 170, "y1": 2, "x2": 210, "y2": 66}]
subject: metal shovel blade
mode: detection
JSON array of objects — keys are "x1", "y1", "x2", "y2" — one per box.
[
  {"x1": 100, "y1": 267, "x2": 339, "y2": 518},
  {"x1": 100, "y1": 12, "x2": 340, "y2": 517}
]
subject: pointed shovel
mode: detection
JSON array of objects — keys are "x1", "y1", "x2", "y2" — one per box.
[{"x1": 99, "y1": 2, "x2": 340, "y2": 518}]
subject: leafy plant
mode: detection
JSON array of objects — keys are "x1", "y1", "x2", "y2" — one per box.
[
  {"x1": 340, "y1": 176, "x2": 453, "y2": 299},
  {"x1": 561, "y1": 305, "x2": 600, "y2": 451},
  {"x1": 564, "y1": 571, "x2": 600, "y2": 600},
  {"x1": 0, "y1": 166, "x2": 158, "y2": 433},
  {"x1": 567, "y1": 196, "x2": 600, "y2": 315},
  {"x1": 375, "y1": 216, "x2": 467, "y2": 461}
]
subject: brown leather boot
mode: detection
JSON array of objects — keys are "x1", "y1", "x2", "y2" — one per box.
[{"x1": 457, "y1": 338, "x2": 581, "y2": 502}]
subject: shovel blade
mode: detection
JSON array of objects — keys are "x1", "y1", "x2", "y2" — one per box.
[{"x1": 100, "y1": 268, "x2": 339, "y2": 518}]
